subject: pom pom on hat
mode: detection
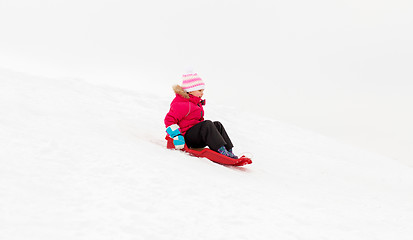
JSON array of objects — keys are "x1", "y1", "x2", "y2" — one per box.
[
  {"x1": 181, "y1": 68, "x2": 205, "y2": 92},
  {"x1": 185, "y1": 66, "x2": 194, "y2": 74}
]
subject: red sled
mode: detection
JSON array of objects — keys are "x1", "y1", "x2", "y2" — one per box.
[{"x1": 165, "y1": 136, "x2": 252, "y2": 166}]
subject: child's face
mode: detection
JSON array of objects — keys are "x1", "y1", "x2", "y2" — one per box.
[{"x1": 189, "y1": 89, "x2": 204, "y2": 98}]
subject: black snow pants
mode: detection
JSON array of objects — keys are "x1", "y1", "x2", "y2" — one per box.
[{"x1": 184, "y1": 120, "x2": 234, "y2": 152}]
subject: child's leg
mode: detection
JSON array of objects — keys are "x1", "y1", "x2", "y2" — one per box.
[
  {"x1": 185, "y1": 120, "x2": 227, "y2": 151},
  {"x1": 212, "y1": 121, "x2": 234, "y2": 151}
]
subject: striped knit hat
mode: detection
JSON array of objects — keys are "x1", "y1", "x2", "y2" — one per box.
[{"x1": 181, "y1": 72, "x2": 205, "y2": 92}]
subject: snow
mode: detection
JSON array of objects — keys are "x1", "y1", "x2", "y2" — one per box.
[
  {"x1": 1, "y1": 68, "x2": 413, "y2": 240},
  {"x1": 1, "y1": 0, "x2": 413, "y2": 165}
]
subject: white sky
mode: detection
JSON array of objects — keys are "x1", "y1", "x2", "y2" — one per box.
[{"x1": 1, "y1": 0, "x2": 412, "y2": 164}]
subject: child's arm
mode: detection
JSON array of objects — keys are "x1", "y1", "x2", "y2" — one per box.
[
  {"x1": 164, "y1": 102, "x2": 189, "y2": 127},
  {"x1": 164, "y1": 102, "x2": 189, "y2": 149}
]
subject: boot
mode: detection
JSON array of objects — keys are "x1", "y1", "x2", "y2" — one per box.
[{"x1": 217, "y1": 146, "x2": 238, "y2": 159}]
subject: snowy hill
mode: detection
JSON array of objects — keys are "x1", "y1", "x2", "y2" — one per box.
[{"x1": 1, "y1": 68, "x2": 413, "y2": 240}]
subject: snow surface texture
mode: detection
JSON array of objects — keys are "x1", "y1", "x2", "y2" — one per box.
[{"x1": 1, "y1": 68, "x2": 413, "y2": 240}]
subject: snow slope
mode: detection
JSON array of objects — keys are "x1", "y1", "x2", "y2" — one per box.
[
  {"x1": 1, "y1": 0, "x2": 413, "y2": 164},
  {"x1": 1, "y1": 68, "x2": 413, "y2": 240}
]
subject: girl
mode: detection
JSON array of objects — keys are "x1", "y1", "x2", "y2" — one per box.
[{"x1": 164, "y1": 71, "x2": 238, "y2": 159}]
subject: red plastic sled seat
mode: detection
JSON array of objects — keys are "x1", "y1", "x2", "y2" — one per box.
[{"x1": 165, "y1": 135, "x2": 252, "y2": 166}]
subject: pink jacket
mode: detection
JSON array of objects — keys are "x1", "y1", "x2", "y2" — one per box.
[{"x1": 164, "y1": 85, "x2": 205, "y2": 136}]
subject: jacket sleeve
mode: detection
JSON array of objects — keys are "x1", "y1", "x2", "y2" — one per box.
[{"x1": 164, "y1": 102, "x2": 189, "y2": 128}]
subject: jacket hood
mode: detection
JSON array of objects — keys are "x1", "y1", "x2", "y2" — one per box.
[
  {"x1": 172, "y1": 84, "x2": 205, "y2": 105},
  {"x1": 173, "y1": 85, "x2": 189, "y2": 99}
]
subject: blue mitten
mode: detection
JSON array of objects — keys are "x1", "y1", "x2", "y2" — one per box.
[
  {"x1": 172, "y1": 135, "x2": 185, "y2": 150},
  {"x1": 166, "y1": 124, "x2": 185, "y2": 149}
]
